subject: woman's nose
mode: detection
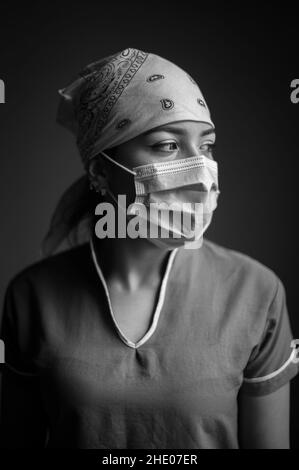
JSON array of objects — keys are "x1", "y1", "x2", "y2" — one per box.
[{"x1": 178, "y1": 145, "x2": 203, "y2": 159}]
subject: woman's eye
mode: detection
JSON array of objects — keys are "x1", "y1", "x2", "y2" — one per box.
[
  {"x1": 153, "y1": 142, "x2": 177, "y2": 152},
  {"x1": 151, "y1": 141, "x2": 216, "y2": 155},
  {"x1": 201, "y1": 143, "x2": 216, "y2": 155}
]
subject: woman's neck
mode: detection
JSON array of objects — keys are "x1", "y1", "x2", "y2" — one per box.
[{"x1": 92, "y1": 234, "x2": 170, "y2": 292}]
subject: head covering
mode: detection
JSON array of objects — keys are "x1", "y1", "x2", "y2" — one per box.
[{"x1": 41, "y1": 47, "x2": 215, "y2": 257}]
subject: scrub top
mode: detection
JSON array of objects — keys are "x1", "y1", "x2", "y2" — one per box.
[{"x1": 0, "y1": 235, "x2": 298, "y2": 449}]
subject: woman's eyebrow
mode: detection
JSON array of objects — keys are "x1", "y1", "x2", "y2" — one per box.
[
  {"x1": 143, "y1": 126, "x2": 216, "y2": 137},
  {"x1": 201, "y1": 127, "x2": 216, "y2": 137}
]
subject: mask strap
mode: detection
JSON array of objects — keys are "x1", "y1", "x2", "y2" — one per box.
[{"x1": 100, "y1": 150, "x2": 136, "y2": 176}]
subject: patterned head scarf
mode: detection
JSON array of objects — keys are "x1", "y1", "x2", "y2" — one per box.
[{"x1": 41, "y1": 47, "x2": 215, "y2": 256}]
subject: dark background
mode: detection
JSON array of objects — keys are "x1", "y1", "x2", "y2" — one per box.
[{"x1": 0, "y1": 1, "x2": 298, "y2": 447}]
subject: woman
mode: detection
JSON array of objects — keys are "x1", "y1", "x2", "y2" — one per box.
[{"x1": 0, "y1": 47, "x2": 298, "y2": 449}]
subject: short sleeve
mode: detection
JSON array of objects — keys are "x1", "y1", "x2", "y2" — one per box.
[
  {"x1": 0, "y1": 280, "x2": 37, "y2": 376},
  {"x1": 240, "y1": 277, "x2": 299, "y2": 396}
]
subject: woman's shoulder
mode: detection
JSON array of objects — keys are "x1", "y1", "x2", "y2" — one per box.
[
  {"x1": 6, "y1": 242, "x2": 91, "y2": 295},
  {"x1": 199, "y1": 238, "x2": 282, "y2": 294}
]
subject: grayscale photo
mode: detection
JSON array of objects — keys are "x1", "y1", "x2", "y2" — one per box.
[{"x1": 0, "y1": 1, "x2": 298, "y2": 457}]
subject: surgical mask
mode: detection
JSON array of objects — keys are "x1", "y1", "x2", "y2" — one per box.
[{"x1": 99, "y1": 150, "x2": 220, "y2": 249}]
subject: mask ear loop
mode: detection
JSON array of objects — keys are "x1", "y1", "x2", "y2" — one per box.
[
  {"x1": 98, "y1": 151, "x2": 136, "y2": 216},
  {"x1": 100, "y1": 150, "x2": 137, "y2": 176}
]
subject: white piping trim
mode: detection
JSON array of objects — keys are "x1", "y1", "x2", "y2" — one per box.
[
  {"x1": 3, "y1": 362, "x2": 38, "y2": 377},
  {"x1": 243, "y1": 348, "x2": 297, "y2": 383},
  {"x1": 89, "y1": 234, "x2": 178, "y2": 349}
]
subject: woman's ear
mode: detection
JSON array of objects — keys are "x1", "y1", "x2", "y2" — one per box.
[
  {"x1": 88, "y1": 155, "x2": 107, "y2": 178},
  {"x1": 88, "y1": 156, "x2": 109, "y2": 195}
]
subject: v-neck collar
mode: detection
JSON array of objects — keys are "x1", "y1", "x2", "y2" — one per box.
[{"x1": 89, "y1": 235, "x2": 178, "y2": 349}]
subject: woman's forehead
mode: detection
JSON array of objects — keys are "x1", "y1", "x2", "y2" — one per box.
[
  {"x1": 142, "y1": 120, "x2": 216, "y2": 137},
  {"x1": 117, "y1": 120, "x2": 216, "y2": 149}
]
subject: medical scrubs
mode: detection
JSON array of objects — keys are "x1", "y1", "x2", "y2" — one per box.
[{"x1": 1, "y1": 235, "x2": 298, "y2": 448}]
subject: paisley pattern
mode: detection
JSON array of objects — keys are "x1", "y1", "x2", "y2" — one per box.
[
  {"x1": 146, "y1": 74, "x2": 165, "y2": 82},
  {"x1": 197, "y1": 98, "x2": 206, "y2": 108},
  {"x1": 160, "y1": 98, "x2": 174, "y2": 110},
  {"x1": 56, "y1": 47, "x2": 214, "y2": 167},
  {"x1": 115, "y1": 118, "x2": 131, "y2": 130},
  {"x1": 75, "y1": 48, "x2": 148, "y2": 162}
]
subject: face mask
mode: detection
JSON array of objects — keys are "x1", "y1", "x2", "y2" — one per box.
[{"x1": 99, "y1": 150, "x2": 220, "y2": 249}]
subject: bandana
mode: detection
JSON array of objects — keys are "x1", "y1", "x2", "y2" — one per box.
[{"x1": 41, "y1": 47, "x2": 215, "y2": 256}]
